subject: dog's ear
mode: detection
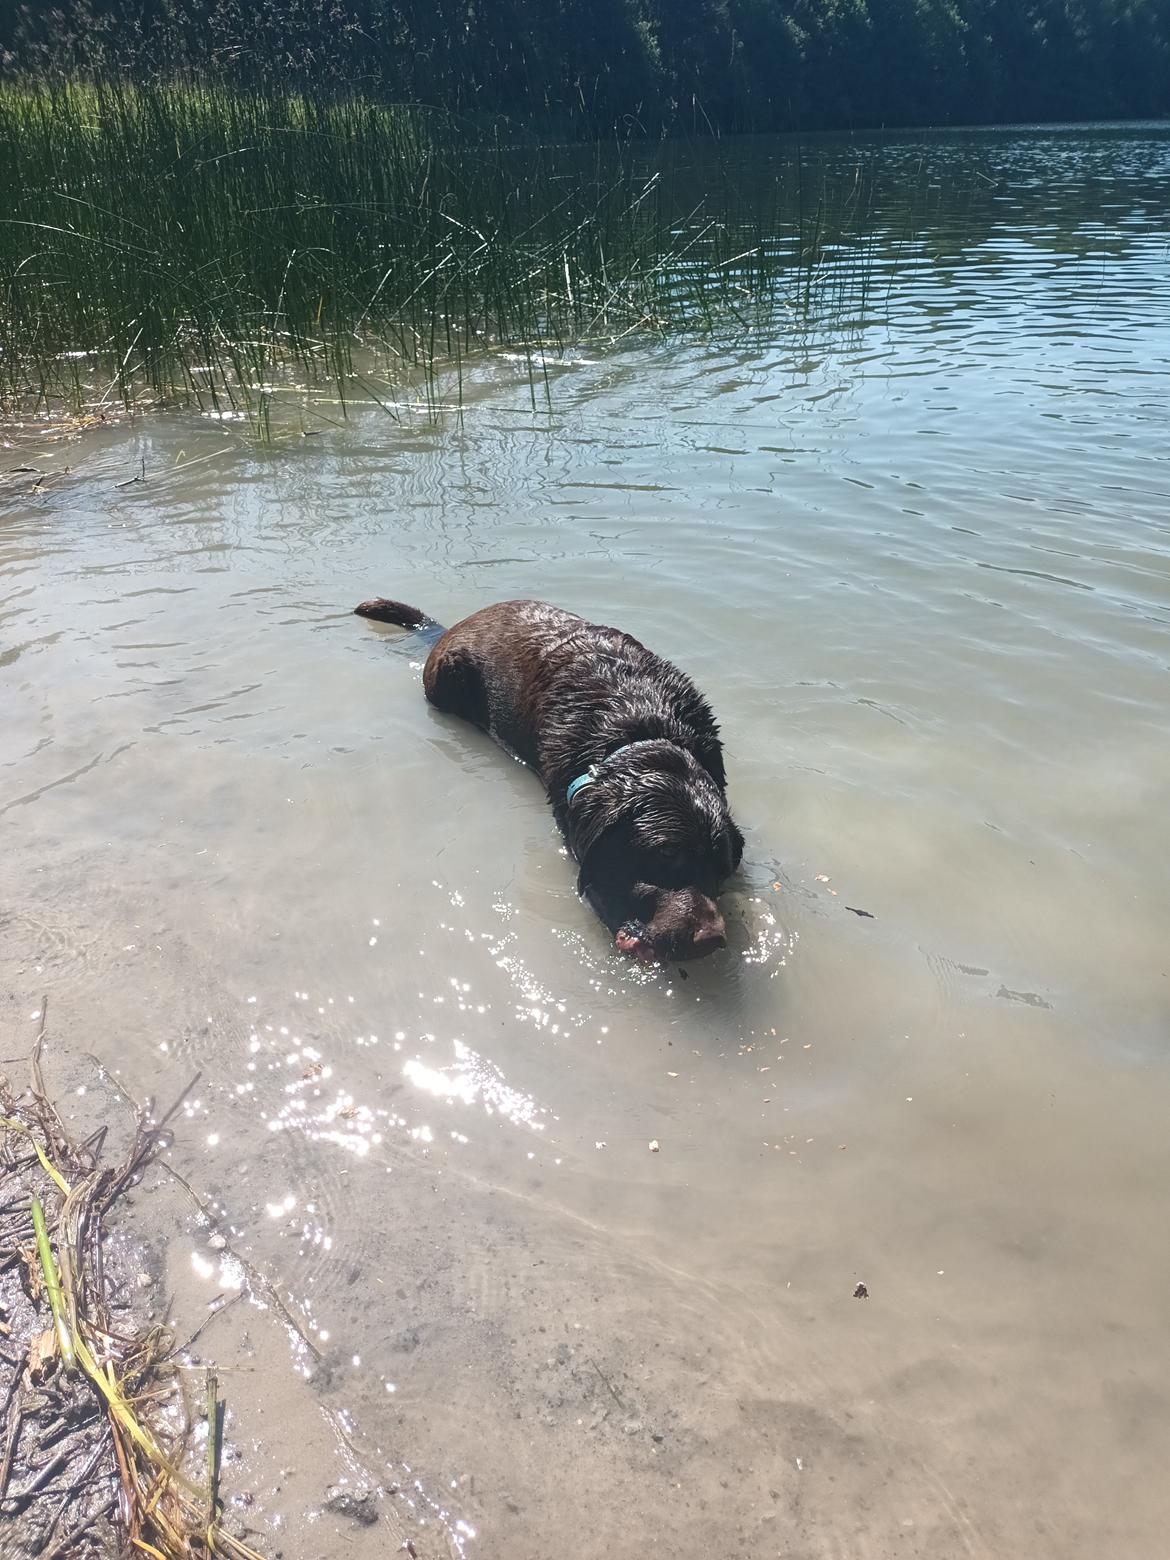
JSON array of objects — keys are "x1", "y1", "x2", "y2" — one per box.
[
  {"x1": 730, "y1": 821, "x2": 745, "y2": 872},
  {"x1": 569, "y1": 778, "x2": 635, "y2": 877}
]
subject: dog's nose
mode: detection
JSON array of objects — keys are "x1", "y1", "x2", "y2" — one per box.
[{"x1": 690, "y1": 918, "x2": 726, "y2": 957}]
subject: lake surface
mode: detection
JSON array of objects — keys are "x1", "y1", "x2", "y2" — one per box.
[{"x1": 4, "y1": 122, "x2": 1170, "y2": 1558}]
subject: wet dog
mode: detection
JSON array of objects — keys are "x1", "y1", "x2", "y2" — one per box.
[{"x1": 355, "y1": 597, "x2": 743, "y2": 962}]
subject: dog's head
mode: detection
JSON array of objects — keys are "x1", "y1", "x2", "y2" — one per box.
[{"x1": 567, "y1": 743, "x2": 743, "y2": 963}]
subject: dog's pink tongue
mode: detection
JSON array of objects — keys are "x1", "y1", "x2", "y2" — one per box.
[{"x1": 615, "y1": 928, "x2": 654, "y2": 961}]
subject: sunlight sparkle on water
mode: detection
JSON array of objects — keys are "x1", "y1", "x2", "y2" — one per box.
[
  {"x1": 403, "y1": 1038, "x2": 548, "y2": 1131},
  {"x1": 189, "y1": 1249, "x2": 246, "y2": 1289}
]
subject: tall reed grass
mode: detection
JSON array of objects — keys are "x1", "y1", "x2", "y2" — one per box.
[{"x1": 0, "y1": 80, "x2": 887, "y2": 425}]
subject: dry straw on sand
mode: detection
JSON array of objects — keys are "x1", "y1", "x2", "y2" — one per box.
[{"x1": 1, "y1": 999, "x2": 263, "y2": 1559}]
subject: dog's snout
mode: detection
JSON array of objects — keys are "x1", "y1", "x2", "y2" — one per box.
[{"x1": 689, "y1": 916, "x2": 727, "y2": 957}]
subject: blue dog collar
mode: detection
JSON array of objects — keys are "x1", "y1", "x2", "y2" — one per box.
[
  {"x1": 565, "y1": 742, "x2": 647, "y2": 806},
  {"x1": 565, "y1": 769, "x2": 597, "y2": 805}
]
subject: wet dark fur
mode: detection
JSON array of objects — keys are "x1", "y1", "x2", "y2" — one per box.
[{"x1": 355, "y1": 596, "x2": 743, "y2": 961}]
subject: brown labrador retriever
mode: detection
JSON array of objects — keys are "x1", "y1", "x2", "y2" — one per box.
[{"x1": 355, "y1": 596, "x2": 743, "y2": 961}]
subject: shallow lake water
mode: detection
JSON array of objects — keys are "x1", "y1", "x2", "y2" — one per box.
[{"x1": 4, "y1": 122, "x2": 1170, "y2": 1558}]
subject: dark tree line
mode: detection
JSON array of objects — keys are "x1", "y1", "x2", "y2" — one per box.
[{"x1": 2, "y1": 0, "x2": 1168, "y2": 130}]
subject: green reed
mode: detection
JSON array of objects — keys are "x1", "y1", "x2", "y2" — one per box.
[{"x1": 0, "y1": 80, "x2": 888, "y2": 423}]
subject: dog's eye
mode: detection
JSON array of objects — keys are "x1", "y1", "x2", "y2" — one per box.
[{"x1": 641, "y1": 858, "x2": 691, "y2": 890}]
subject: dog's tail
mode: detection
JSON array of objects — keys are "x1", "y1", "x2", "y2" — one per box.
[{"x1": 354, "y1": 597, "x2": 443, "y2": 637}]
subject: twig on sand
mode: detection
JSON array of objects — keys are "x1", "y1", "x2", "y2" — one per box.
[
  {"x1": 173, "y1": 1290, "x2": 243, "y2": 1359},
  {"x1": 0, "y1": 1388, "x2": 23, "y2": 1501},
  {"x1": 587, "y1": 1355, "x2": 629, "y2": 1415},
  {"x1": 159, "y1": 1160, "x2": 324, "y2": 1363},
  {"x1": 43, "y1": 1488, "x2": 118, "y2": 1559}
]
